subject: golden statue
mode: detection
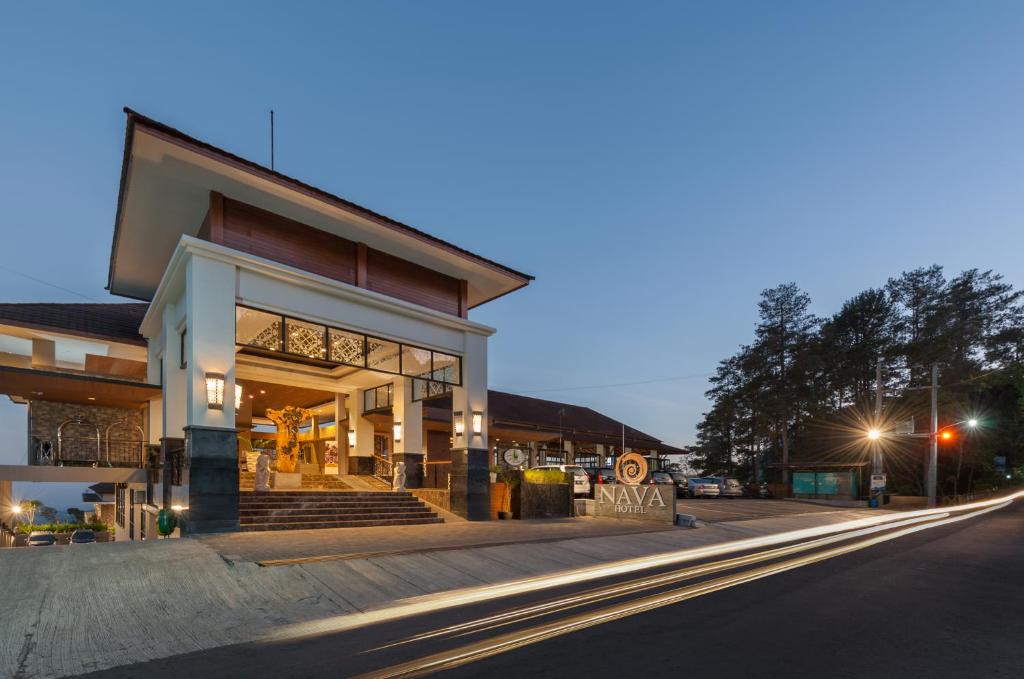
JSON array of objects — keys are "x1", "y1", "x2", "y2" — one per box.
[{"x1": 266, "y1": 406, "x2": 312, "y2": 474}]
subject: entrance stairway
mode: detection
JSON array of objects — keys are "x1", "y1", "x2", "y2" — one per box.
[{"x1": 238, "y1": 490, "x2": 443, "y2": 531}]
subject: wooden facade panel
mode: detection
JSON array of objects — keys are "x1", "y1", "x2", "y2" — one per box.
[
  {"x1": 217, "y1": 198, "x2": 358, "y2": 285},
  {"x1": 202, "y1": 195, "x2": 464, "y2": 316},
  {"x1": 366, "y1": 248, "x2": 461, "y2": 316}
]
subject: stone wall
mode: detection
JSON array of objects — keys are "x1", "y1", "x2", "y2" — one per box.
[
  {"x1": 411, "y1": 488, "x2": 450, "y2": 512},
  {"x1": 29, "y1": 401, "x2": 145, "y2": 464}
]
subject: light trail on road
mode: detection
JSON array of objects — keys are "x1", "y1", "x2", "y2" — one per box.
[
  {"x1": 366, "y1": 511, "x2": 945, "y2": 651},
  {"x1": 355, "y1": 500, "x2": 1012, "y2": 679},
  {"x1": 269, "y1": 491, "x2": 1023, "y2": 647}
]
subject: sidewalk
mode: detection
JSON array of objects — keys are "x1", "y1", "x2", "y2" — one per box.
[{"x1": 0, "y1": 508, "x2": 874, "y2": 679}]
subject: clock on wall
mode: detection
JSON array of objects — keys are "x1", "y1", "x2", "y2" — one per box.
[{"x1": 503, "y1": 447, "x2": 528, "y2": 467}]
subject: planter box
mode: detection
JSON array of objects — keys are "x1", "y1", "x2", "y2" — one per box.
[{"x1": 516, "y1": 481, "x2": 573, "y2": 519}]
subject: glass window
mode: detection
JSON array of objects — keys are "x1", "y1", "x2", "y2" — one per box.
[
  {"x1": 236, "y1": 307, "x2": 282, "y2": 351},
  {"x1": 366, "y1": 337, "x2": 400, "y2": 373},
  {"x1": 329, "y1": 328, "x2": 365, "y2": 366},
  {"x1": 284, "y1": 318, "x2": 326, "y2": 359},
  {"x1": 431, "y1": 352, "x2": 461, "y2": 385},
  {"x1": 401, "y1": 346, "x2": 432, "y2": 377}
]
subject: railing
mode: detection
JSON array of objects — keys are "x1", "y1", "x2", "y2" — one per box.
[
  {"x1": 37, "y1": 436, "x2": 147, "y2": 468},
  {"x1": 373, "y1": 454, "x2": 394, "y2": 486},
  {"x1": 364, "y1": 383, "x2": 394, "y2": 412}
]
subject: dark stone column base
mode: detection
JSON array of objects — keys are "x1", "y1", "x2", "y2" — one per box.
[
  {"x1": 450, "y1": 447, "x2": 489, "y2": 520},
  {"x1": 350, "y1": 456, "x2": 374, "y2": 476},
  {"x1": 184, "y1": 426, "x2": 239, "y2": 534},
  {"x1": 394, "y1": 452, "x2": 424, "y2": 489}
]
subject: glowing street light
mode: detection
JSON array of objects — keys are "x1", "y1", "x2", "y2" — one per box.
[
  {"x1": 967, "y1": 418, "x2": 979, "y2": 428},
  {"x1": 9, "y1": 504, "x2": 22, "y2": 515},
  {"x1": 866, "y1": 429, "x2": 881, "y2": 441}
]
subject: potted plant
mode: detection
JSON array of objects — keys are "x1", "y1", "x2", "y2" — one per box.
[{"x1": 497, "y1": 468, "x2": 520, "y2": 519}]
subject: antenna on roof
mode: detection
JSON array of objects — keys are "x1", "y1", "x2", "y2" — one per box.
[{"x1": 269, "y1": 109, "x2": 275, "y2": 170}]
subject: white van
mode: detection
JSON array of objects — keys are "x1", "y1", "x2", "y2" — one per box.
[{"x1": 533, "y1": 464, "x2": 592, "y2": 497}]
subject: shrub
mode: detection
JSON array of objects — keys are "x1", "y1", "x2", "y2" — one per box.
[
  {"x1": 17, "y1": 522, "x2": 109, "y2": 535},
  {"x1": 523, "y1": 469, "x2": 568, "y2": 485}
]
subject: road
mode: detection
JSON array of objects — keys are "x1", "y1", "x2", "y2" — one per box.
[{"x1": 77, "y1": 499, "x2": 1024, "y2": 679}]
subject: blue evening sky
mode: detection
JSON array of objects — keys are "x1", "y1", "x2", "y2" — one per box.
[{"x1": 2, "y1": 2, "x2": 1023, "y2": 507}]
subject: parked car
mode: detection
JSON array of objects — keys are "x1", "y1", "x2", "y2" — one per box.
[
  {"x1": 70, "y1": 529, "x2": 97, "y2": 544},
  {"x1": 708, "y1": 477, "x2": 744, "y2": 498},
  {"x1": 27, "y1": 531, "x2": 56, "y2": 547},
  {"x1": 592, "y1": 467, "x2": 617, "y2": 485},
  {"x1": 533, "y1": 464, "x2": 592, "y2": 497},
  {"x1": 648, "y1": 471, "x2": 674, "y2": 486},
  {"x1": 743, "y1": 482, "x2": 774, "y2": 499},
  {"x1": 687, "y1": 478, "x2": 721, "y2": 498},
  {"x1": 668, "y1": 472, "x2": 689, "y2": 497}
]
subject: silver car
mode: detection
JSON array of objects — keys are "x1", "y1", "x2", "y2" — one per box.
[
  {"x1": 707, "y1": 476, "x2": 744, "y2": 498},
  {"x1": 687, "y1": 478, "x2": 721, "y2": 498}
]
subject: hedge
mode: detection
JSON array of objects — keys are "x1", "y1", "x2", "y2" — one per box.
[{"x1": 17, "y1": 522, "x2": 110, "y2": 535}]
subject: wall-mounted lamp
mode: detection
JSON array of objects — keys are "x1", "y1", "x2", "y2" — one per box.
[
  {"x1": 347, "y1": 429, "x2": 356, "y2": 447},
  {"x1": 454, "y1": 411, "x2": 465, "y2": 437},
  {"x1": 393, "y1": 421, "x2": 402, "y2": 443},
  {"x1": 205, "y1": 373, "x2": 225, "y2": 410},
  {"x1": 234, "y1": 384, "x2": 243, "y2": 410},
  {"x1": 472, "y1": 411, "x2": 484, "y2": 435}
]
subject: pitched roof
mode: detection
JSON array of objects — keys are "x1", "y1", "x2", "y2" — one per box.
[
  {"x1": 0, "y1": 303, "x2": 147, "y2": 345},
  {"x1": 111, "y1": 108, "x2": 534, "y2": 298},
  {"x1": 431, "y1": 389, "x2": 686, "y2": 453}
]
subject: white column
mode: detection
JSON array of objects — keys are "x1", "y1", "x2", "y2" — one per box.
[
  {"x1": 331, "y1": 393, "x2": 345, "y2": 476},
  {"x1": 162, "y1": 303, "x2": 187, "y2": 440},
  {"x1": 595, "y1": 443, "x2": 606, "y2": 466},
  {"x1": 564, "y1": 439, "x2": 575, "y2": 465},
  {"x1": 185, "y1": 254, "x2": 237, "y2": 430},
  {"x1": 450, "y1": 331, "x2": 489, "y2": 519},
  {"x1": 347, "y1": 390, "x2": 375, "y2": 474},
  {"x1": 392, "y1": 377, "x2": 423, "y2": 456}
]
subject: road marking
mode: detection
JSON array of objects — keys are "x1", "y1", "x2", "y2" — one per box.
[{"x1": 354, "y1": 502, "x2": 1010, "y2": 679}]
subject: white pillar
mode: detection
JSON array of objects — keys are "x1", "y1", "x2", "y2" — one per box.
[
  {"x1": 564, "y1": 439, "x2": 575, "y2": 465},
  {"x1": 185, "y1": 254, "x2": 236, "y2": 431},
  {"x1": 347, "y1": 390, "x2": 375, "y2": 474},
  {"x1": 182, "y1": 253, "x2": 239, "y2": 534},
  {"x1": 450, "y1": 331, "x2": 489, "y2": 519},
  {"x1": 595, "y1": 443, "x2": 606, "y2": 466},
  {"x1": 392, "y1": 377, "x2": 424, "y2": 487}
]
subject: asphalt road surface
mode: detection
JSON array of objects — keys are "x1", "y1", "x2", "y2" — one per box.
[{"x1": 78, "y1": 499, "x2": 1024, "y2": 679}]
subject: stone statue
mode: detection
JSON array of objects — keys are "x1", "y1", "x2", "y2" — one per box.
[
  {"x1": 393, "y1": 461, "x2": 407, "y2": 492},
  {"x1": 255, "y1": 452, "x2": 271, "y2": 492}
]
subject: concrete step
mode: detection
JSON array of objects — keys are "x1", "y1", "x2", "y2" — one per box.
[
  {"x1": 236, "y1": 488, "x2": 442, "y2": 531},
  {"x1": 239, "y1": 492, "x2": 414, "y2": 500},
  {"x1": 239, "y1": 505, "x2": 433, "y2": 517},
  {"x1": 239, "y1": 516, "x2": 444, "y2": 531},
  {"x1": 240, "y1": 510, "x2": 437, "y2": 525}
]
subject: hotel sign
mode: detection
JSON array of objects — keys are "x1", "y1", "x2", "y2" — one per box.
[{"x1": 594, "y1": 483, "x2": 676, "y2": 523}]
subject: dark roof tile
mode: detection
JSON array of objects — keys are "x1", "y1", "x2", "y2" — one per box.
[{"x1": 0, "y1": 303, "x2": 147, "y2": 345}]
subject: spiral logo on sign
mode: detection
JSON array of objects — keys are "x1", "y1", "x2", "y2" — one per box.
[{"x1": 615, "y1": 452, "x2": 648, "y2": 486}]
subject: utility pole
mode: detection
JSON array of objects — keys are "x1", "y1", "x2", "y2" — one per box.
[
  {"x1": 927, "y1": 363, "x2": 939, "y2": 508},
  {"x1": 873, "y1": 359, "x2": 883, "y2": 475}
]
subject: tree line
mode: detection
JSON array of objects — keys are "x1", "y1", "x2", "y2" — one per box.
[{"x1": 692, "y1": 265, "x2": 1024, "y2": 498}]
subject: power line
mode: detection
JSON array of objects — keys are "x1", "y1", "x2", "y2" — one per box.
[
  {"x1": 496, "y1": 372, "x2": 713, "y2": 394},
  {"x1": 0, "y1": 263, "x2": 105, "y2": 302}
]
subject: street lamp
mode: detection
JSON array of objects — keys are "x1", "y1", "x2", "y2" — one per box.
[
  {"x1": 967, "y1": 418, "x2": 979, "y2": 429},
  {"x1": 866, "y1": 428, "x2": 881, "y2": 441}
]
